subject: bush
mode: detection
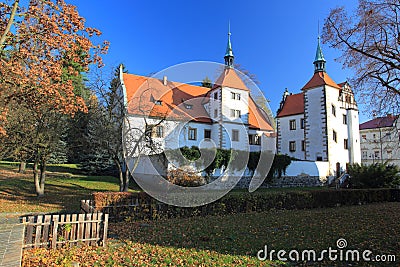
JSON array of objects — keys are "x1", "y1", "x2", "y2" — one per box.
[
  {"x1": 348, "y1": 163, "x2": 399, "y2": 188},
  {"x1": 87, "y1": 188, "x2": 400, "y2": 221},
  {"x1": 167, "y1": 167, "x2": 206, "y2": 187}
]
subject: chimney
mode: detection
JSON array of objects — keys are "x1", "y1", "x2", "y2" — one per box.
[{"x1": 163, "y1": 76, "x2": 167, "y2": 86}]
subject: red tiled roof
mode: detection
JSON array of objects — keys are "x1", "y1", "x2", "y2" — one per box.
[
  {"x1": 276, "y1": 93, "x2": 304, "y2": 118},
  {"x1": 122, "y1": 73, "x2": 273, "y2": 130},
  {"x1": 359, "y1": 115, "x2": 398, "y2": 130},
  {"x1": 122, "y1": 73, "x2": 212, "y2": 123},
  {"x1": 248, "y1": 97, "x2": 274, "y2": 131},
  {"x1": 213, "y1": 68, "x2": 249, "y2": 91},
  {"x1": 302, "y1": 72, "x2": 341, "y2": 90}
]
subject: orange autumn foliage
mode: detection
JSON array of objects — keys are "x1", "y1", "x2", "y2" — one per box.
[{"x1": 0, "y1": 0, "x2": 109, "y2": 134}]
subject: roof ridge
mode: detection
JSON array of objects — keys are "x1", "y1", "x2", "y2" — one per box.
[{"x1": 123, "y1": 72, "x2": 212, "y2": 91}]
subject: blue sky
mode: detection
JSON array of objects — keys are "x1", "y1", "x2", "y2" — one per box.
[{"x1": 67, "y1": 0, "x2": 368, "y2": 121}]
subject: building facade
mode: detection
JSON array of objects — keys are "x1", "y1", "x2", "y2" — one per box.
[
  {"x1": 119, "y1": 31, "x2": 276, "y2": 178},
  {"x1": 276, "y1": 38, "x2": 361, "y2": 177},
  {"x1": 359, "y1": 115, "x2": 400, "y2": 166}
]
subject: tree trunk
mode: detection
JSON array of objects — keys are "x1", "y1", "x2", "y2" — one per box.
[
  {"x1": 123, "y1": 165, "x2": 130, "y2": 192},
  {"x1": 39, "y1": 160, "x2": 46, "y2": 196},
  {"x1": 33, "y1": 160, "x2": 44, "y2": 197},
  {"x1": 0, "y1": 0, "x2": 19, "y2": 51},
  {"x1": 115, "y1": 159, "x2": 126, "y2": 192},
  {"x1": 18, "y1": 161, "x2": 26, "y2": 173}
]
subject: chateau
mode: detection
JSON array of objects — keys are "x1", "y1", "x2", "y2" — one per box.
[
  {"x1": 119, "y1": 31, "x2": 276, "y2": 178},
  {"x1": 119, "y1": 31, "x2": 364, "y2": 182},
  {"x1": 276, "y1": 38, "x2": 361, "y2": 177}
]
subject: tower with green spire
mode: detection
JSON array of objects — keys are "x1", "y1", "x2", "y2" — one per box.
[
  {"x1": 224, "y1": 25, "x2": 234, "y2": 68},
  {"x1": 313, "y1": 36, "x2": 326, "y2": 73}
]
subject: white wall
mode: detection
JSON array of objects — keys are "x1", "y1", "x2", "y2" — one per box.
[
  {"x1": 325, "y1": 85, "x2": 350, "y2": 174},
  {"x1": 285, "y1": 160, "x2": 330, "y2": 178},
  {"x1": 277, "y1": 113, "x2": 305, "y2": 159},
  {"x1": 221, "y1": 87, "x2": 249, "y2": 125},
  {"x1": 347, "y1": 109, "x2": 361, "y2": 164},
  {"x1": 304, "y1": 87, "x2": 326, "y2": 161}
]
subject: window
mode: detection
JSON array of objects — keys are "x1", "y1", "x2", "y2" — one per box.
[
  {"x1": 204, "y1": 129, "x2": 211, "y2": 139},
  {"x1": 254, "y1": 135, "x2": 260, "y2": 145},
  {"x1": 232, "y1": 130, "x2": 239, "y2": 142},
  {"x1": 289, "y1": 141, "x2": 296, "y2": 152},
  {"x1": 344, "y1": 139, "x2": 348, "y2": 149},
  {"x1": 214, "y1": 92, "x2": 218, "y2": 100},
  {"x1": 155, "y1": 126, "x2": 164, "y2": 138},
  {"x1": 289, "y1": 120, "x2": 296, "y2": 130},
  {"x1": 249, "y1": 134, "x2": 261, "y2": 145},
  {"x1": 188, "y1": 128, "x2": 197, "y2": 140},
  {"x1": 343, "y1": 114, "x2": 347, "y2": 125},
  {"x1": 301, "y1": 140, "x2": 306, "y2": 151},
  {"x1": 249, "y1": 134, "x2": 254, "y2": 145},
  {"x1": 374, "y1": 151, "x2": 379, "y2": 158},
  {"x1": 333, "y1": 130, "x2": 337, "y2": 142},
  {"x1": 185, "y1": 104, "x2": 193, "y2": 109},
  {"x1": 145, "y1": 125, "x2": 164, "y2": 138},
  {"x1": 387, "y1": 150, "x2": 392, "y2": 156},
  {"x1": 231, "y1": 109, "x2": 241, "y2": 118},
  {"x1": 362, "y1": 134, "x2": 366, "y2": 140},
  {"x1": 362, "y1": 151, "x2": 368, "y2": 159},
  {"x1": 300, "y1": 118, "x2": 305, "y2": 129},
  {"x1": 231, "y1": 92, "x2": 241, "y2": 100},
  {"x1": 332, "y1": 104, "x2": 336, "y2": 117},
  {"x1": 214, "y1": 109, "x2": 218, "y2": 118}
]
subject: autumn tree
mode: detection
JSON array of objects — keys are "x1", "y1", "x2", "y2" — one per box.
[
  {"x1": 87, "y1": 66, "x2": 132, "y2": 191},
  {"x1": 0, "y1": 104, "x2": 35, "y2": 173},
  {"x1": 324, "y1": 0, "x2": 400, "y2": 115},
  {"x1": 0, "y1": 0, "x2": 108, "y2": 196},
  {"x1": 91, "y1": 66, "x2": 170, "y2": 191}
]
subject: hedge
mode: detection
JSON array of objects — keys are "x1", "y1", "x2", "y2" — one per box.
[{"x1": 88, "y1": 188, "x2": 400, "y2": 221}]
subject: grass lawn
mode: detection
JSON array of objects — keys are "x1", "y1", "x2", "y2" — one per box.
[
  {"x1": 0, "y1": 163, "x2": 137, "y2": 213},
  {"x1": 22, "y1": 202, "x2": 400, "y2": 266},
  {"x1": 1, "y1": 163, "x2": 399, "y2": 266}
]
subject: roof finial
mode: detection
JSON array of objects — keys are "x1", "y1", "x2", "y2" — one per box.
[
  {"x1": 224, "y1": 21, "x2": 234, "y2": 68},
  {"x1": 313, "y1": 35, "x2": 326, "y2": 73}
]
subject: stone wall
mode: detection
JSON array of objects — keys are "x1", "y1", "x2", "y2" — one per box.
[{"x1": 230, "y1": 175, "x2": 325, "y2": 189}]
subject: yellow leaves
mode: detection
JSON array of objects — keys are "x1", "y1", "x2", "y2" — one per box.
[{"x1": 0, "y1": 0, "x2": 108, "y2": 129}]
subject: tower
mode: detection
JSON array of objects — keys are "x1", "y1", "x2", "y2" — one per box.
[
  {"x1": 208, "y1": 26, "x2": 251, "y2": 150},
  {"x1": 313, "y1": 37, "x2": 326, "y2": 73},
  {"x1": 303, "y1": 36, "x2": 360, "y2": 175},
  {"x1": 224, "y1": 27, "x2": 234, "y2": 68}
]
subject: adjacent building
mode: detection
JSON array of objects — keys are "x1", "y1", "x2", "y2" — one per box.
[
  {"x1": 276, "y1": 37, "x2": 361, "y2": 177},
  {"x1": 359, "y1": 115, "x2": 400, "y2": 166}
]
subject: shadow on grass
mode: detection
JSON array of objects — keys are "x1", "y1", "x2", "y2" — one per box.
[
  {"x1": 0, "y1": 168, "x2": 123, "y2": 213},
  {"x1": 108, "y1": 202, "x2": 400, "y2": 266}
]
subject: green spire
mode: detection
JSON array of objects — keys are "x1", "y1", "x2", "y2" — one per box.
[
  {"x1": 224, "y1": 22, "x2": 234, "y2": 68},
  {"x1": 313, "y1": 36, "x2": 326, "y2": 73}
]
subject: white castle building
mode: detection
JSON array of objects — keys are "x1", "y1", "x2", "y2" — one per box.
[
  {"x1": 276, "y1": 38, "x2": 361, "y2": 178},
  {"x1": 119, "y1": 31, "x2": 276, "y2": 178}
]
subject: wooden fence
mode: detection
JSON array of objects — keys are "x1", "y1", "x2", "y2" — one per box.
[{"x1": 22, "y1": 212, "x2": 108, "y2": 249}]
